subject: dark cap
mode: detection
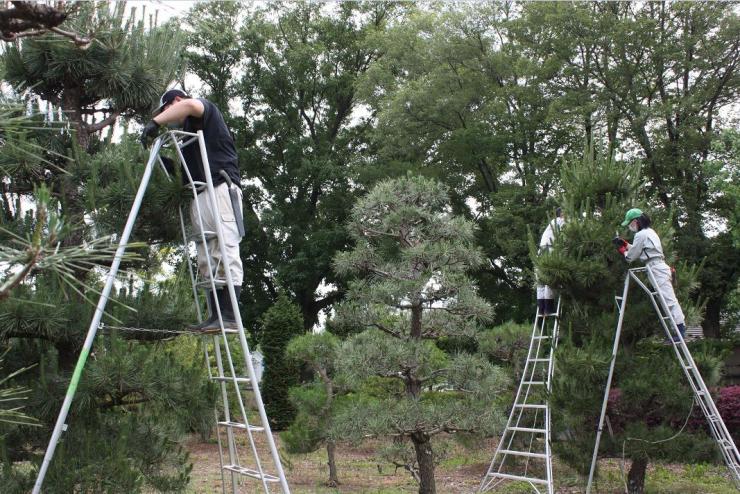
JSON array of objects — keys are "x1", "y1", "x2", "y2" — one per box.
[{"x1": 154, "y1": 89, "x2": 189, "y2": 115}]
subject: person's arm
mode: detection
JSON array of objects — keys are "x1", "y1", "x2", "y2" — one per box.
[
  {"x1": 624, "y1": 231, "x2": 646, "y2": 262},
  {"x1": 153, "y1": 98, "x2": 204, "y2": 126}
]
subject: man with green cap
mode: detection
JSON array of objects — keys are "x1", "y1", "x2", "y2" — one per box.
[{"x1": 613, "y1": 208, "x2": 686, "y2": 341}]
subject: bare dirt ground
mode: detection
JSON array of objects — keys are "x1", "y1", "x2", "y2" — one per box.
[{"x1": 183, "y1": 433, "x2": 737, "y2": 494}]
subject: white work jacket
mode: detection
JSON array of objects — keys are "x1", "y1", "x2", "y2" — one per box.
[
  {"x1": 539, "y1": 217, "x2": 565, "y2": 254},
  {"x1": 625, "y1": 227, "x2": 664, "y2": 263}
]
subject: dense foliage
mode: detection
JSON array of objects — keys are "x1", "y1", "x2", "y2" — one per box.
[{"x1": 1, "y1": 1, "x2": 737, "y2": 493}]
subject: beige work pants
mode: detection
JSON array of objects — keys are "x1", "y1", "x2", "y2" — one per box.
[{"x1": 190, "y1": 182, "x2": 243, "y2": 286}]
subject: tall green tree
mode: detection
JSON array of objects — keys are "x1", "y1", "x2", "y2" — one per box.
[
  {"x1": 518, "y1": 1, "x2": 740, "y2": 337},
  {"x1": 332, "y1": 175, "x2": 509, "y2": 494},
  {"x1": 542, "y1": 145, "x2": 721, "y2": 493},
  {"x1": 231, "y1": 1, "x2": 395, "y2": 332},
  {"x1": 359, "y1": 4, "x2": 581, "y2": 322}
]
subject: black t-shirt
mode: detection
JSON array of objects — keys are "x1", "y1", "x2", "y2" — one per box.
[{"x1": 181, "y1": 99, "x2": 240, "y2": 188}]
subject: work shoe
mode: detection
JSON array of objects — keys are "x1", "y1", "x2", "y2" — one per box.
[
  {"x1": 189, "y1": 287, "x2": 241, "y2": 334},
  {"x1": 189, "y1": 290, "x2": 217, "y2": 332},
  {"x1": 663, "y1": 323, "x2": 686, "y2": 345}
]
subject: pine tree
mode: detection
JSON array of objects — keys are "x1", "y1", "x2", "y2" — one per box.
[
  {"x1": 0, "y1": 6, "x2": 213, "y2": 492},
  {"x1": 331, "y1": 175, "x2": 509, "y2": 494},
  {"x1": 541, "y1": 145, "x2": 721, "y2": 493},
  {"x1": 260, "y1": 294, "x2": 305, "y2": 430},
  {"x1": 284, "y1": 331, "x2": 343, "y2": 486}
]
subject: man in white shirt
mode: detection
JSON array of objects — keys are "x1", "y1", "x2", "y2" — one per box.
[{"x1": 536, "y1": 207, "x2": 565, "y2": 316}]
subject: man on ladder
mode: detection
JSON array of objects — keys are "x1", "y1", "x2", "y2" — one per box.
[
  {"x1": 536, "y1": 207, "x2": 565, "y2": 316},
  {"x1": 613, "y1": 208, "x2": 686, "y2": 341},
  {"x1": 141, "y1": 89, "x2": 245, "y2": 332}
]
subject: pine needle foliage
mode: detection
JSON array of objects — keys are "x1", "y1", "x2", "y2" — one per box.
[
  {"x1": 3, "y1": 1, "x2": 185, "y2": 149},
  {"x1": 541, "y1": 144, "x2": 721, "y2": 493},
  {"x1": 260, "y1": 294, "x2": 305, "y2": 430},
  {"x1": 283, "y1": 331, "x2": 344, "y2": 486},
  {"x1": 332, "y1": 175, "x2": 509, "y2": 494}
]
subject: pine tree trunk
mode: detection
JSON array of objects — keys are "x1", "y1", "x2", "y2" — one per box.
[
  {"x1": 411, "y1": 432, "x2": 436, "y2": 494},
  {"x1": 627, "y1": 457, "x2": 647, "y2": 494},
  {"x1": 326, "y1": 440, "x2": 339, "y2": 487}
]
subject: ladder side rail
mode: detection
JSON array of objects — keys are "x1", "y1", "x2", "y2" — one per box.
[
  {"x1": 544, "y1": 402, "x2": 554, "y2": 494},
  {"x1": 32, "y1": 137, "x2": 165, "y2": 494},
  {"x1": 178, "y1": 206, "x2": 205, "y2": 326},
  {"x1": 196, "y1": 131, "x2": 290, "y2": 493},
  {"x1": 213, "y1": 336, "x2": 240, "y2": 493},
  {"x1": 499, "y1": 312, "x2": 546, "y2": 467},
  {"x1": 182, "y1": 136, "x2": 271, "y2": 492},
  {"x1": 642, "y1": 266, "x2": 740, "y2": 478},
  {"x1": 479, "y1": 308, "x2": 547, "y2": 491},
  {"x1": 213, "y1": 408, "x2": 228, "y2": 494},
  {"x1": 640, "y1": 268, "x2": 737, "y2": 446},
  {"x1": 543, "y1": 297, "x2": 561, "y2": 494},
  {"x1": 174, "y1": 134, "x2": 270, "y2": 491},
  {"x1": 585, "y1": 272, "x2": 631, "y2": 494}
]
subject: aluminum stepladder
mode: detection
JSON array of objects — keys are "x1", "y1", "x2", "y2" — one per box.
[
  {"x1": 33, "y1": 131, "x2": 290, "y2": 494},
  {"x1": 586, "y1": 265, "x2": 740, "y2": 493},
  {"x1": 479, "y1": 297, "x2": 562, "y2": 494}
]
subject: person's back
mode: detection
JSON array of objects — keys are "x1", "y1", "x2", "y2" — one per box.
[
  {"x1": 141, "y1": 89, "x2": 245, "y2": 333},
  {"x1": 181, "y1": 98, "x2": 240, "y2": 187},
  {"x1": 616, "y1": 208, "x2": 686, "y2": 341},
  {"x1": 536, "y1": 208, "x2": 565, "y2": 315}
]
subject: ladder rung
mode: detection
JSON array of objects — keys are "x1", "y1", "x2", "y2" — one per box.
[
  {"x1": 529, "y1": 358, "x2": 550, "y2": 363},
  {"x1": 532, "y1": 336, "x2": 551, "y2": 340},
  {"x1": 484, "y1": 471, "x2": 549, "y2": 485},
  {"x1": 222, "y1": 465, "x2": 280, "y2": 482},
  {"x1": 217, "y1": 421, "x2": 265, "y2": 432},
  {"x1": 514, "y1": 404, "x2": 547, "y2": 409},
  {"x1": 196, "y1": 279, "x2": 227, "y2": 289},
  {"x1": 212, "y1": 376, "x2": 252, "y2": 385},
  {"x1": 521, "y1": 381, "x2": 545, "y2": 385},
  {"x1": 499, "y1": 449, "x2": 548, "y2": 459},
  {"x1": 509, "y1": 426, "x2": 547, "y2": 434}
]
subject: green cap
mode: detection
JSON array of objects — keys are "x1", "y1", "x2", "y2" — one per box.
[{"x1": 621, "y1": 208, "x2": 643, "y2": 226}]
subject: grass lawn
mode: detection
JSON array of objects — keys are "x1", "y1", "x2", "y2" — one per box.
[{"x1": 183, "y1": 434, "x2": 738, "y2": 493}]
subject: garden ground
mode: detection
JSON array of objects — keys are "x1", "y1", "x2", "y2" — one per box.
[{"x1": 183, "y1": 434, "x2": 737, "y2": 493}]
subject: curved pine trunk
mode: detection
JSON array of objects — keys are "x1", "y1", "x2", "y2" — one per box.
[{"x1": 411, "y1": 433, "x2": 436, "y2": 494}]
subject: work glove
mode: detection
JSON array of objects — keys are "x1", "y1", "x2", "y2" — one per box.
[
  {"x1": 612, "y1": 236, "x2": 628, "y2": 255},
  {"x1": 140, "y1": 119, "x2": 160, "y2": 148}
]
